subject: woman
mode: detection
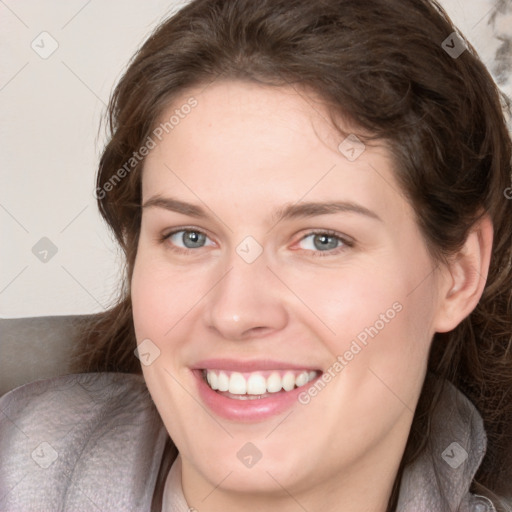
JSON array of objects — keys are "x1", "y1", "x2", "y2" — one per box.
[{"x1": 1, "y1": 0, "x2": 511, "y2": 510}]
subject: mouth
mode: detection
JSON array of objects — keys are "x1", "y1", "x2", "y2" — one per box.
[
  {"x1": 201, "y1": 368, "x2": 321, "y2": 400},
  {"x1": 191, "y1": 363, "x2": 323, "y2": 422}
]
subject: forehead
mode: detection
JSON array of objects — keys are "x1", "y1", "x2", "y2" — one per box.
[
  {"x1": 154, "y1": 79, "x2": 341, "y2": 155},
  {"x1": 141, "y1": 79, "x2": 409, "y2": 222}
]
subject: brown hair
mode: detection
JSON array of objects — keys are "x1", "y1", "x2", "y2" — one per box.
[{"x1": 70, "y1": 0, "x2": 512, "y2": 510}]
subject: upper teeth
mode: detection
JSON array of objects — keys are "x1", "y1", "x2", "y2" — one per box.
[{"x1": 204, "y1": 369, "x2": 318, "y2": 395}]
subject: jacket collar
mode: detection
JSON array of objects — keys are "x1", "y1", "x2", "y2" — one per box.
[
  {"x1": 396, "y1": 373, "x2": 496, "y2": 511},
  {"x1": 0, "y1": 372, "x2": 495, "y2": 511}
]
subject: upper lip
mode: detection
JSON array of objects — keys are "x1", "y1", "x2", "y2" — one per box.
[{"x1": 191, "y1": 358, "x2": 322, "y2": 372}]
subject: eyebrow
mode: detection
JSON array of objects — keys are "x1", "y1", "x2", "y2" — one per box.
[{"x1": 142, "y1": 196, "x2": 382, "y2": 223}]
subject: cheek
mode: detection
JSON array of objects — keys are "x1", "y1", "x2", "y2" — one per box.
[
  {"x1": 131, "y1": 257, "x2": 162, "y2": 341},
  {"x1": 292, "y1": 253, "x2": 437, "y2": 408},
  {"x1": 330, "y1": 261, "x2": 437, "y2": 415},
  {"x1": 293, "y1": 265, "x2": 437, "y2": 457},
  {"x1": 130, "y1": 251, "x2": 206, "y2": 439},
  {"x1": 130, "y1": 250, "x2": 204, "y2": 342},
  {"x1": 287, "y1": 255, "x2": 436, "y2": 352}
]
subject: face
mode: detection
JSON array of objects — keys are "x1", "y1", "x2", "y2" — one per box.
[{"x1": 131, "y1": 80, "x2": 448, "y2": 508}]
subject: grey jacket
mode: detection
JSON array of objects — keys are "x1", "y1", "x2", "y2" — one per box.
[{"x1": 0, "y1": 372, "x2": 509, "y2": 511}]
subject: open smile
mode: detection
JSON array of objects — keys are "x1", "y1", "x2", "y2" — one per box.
[{"x1": 191, "y1": 361, "x2": 323, "y2": 422}]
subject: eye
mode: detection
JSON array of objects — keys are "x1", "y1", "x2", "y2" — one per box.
[
  {"x1": 297, "y1": 230, "x2": 353, "y2": 256},
  {"x1": 160, "y1": 228, "x2": 353, "y2": 257},
  {"x1": 162, "y1": 228, "x2": 215, "y2": 253}
]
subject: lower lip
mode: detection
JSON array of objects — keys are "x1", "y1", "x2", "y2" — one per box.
[{"x1": 193, "y1": 370, "x2": 320, "y2": 422}]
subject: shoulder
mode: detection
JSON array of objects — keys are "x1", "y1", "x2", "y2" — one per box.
[{"x1": 0, "y1": 372, "x2": 169, "y2": 511}]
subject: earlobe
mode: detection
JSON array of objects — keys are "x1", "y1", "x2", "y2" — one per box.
[{"x1": 434, "y1": 213, "x2": 494, "y2": 333}]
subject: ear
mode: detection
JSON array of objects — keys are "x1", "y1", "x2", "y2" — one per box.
[{"x1": 433, "y1": 213, "x2": 494, "y2": 333}]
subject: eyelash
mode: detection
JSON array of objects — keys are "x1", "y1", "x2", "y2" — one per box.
[{"x1": 159, "y1": 227, "x2": 354, "y2": 258}]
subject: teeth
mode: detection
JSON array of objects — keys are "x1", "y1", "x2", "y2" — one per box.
[
  {"x1": 204, "y1": 369, "x2": 319, "y2": 395},
  {"x1": 206, "y1": 371, "x2": 218, "y2": 390},
  {"x1": 282, "y1": 372, "x2": 296, "y2": 391},
  {"x1": 229, "y1": 373, "x2": 247, "y2": 394},
  {"x1": 217, "y1": 372, "x2": 229, "y2": 392},
  {"x1": 266, "y1": 372, "x2": 282, "y2": 393},
  {"x1": 247, "y1": 374, "x2": 267, "y2": 394},
  {"x1": 295, "y1": 372, "x2": 309, "y2": 387}
]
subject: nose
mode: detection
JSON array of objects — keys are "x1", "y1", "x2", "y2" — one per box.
[{"x1": 202, "y1": 251, "x2": 289, "y2": 341}]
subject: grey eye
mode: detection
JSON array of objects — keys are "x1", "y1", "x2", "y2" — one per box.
[
  {"x1": 170, "y1": 230, "x2": 210, "y2": 249},
  {"x1": 299, "y1": 233, "x2": 342, "y2": 251}
]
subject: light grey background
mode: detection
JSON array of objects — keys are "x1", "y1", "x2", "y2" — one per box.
[{"x1": 1, "y1": 0, "x2": 511, "y2": 318}]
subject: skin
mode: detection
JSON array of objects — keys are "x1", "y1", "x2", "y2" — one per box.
[{"x1": 130, "y1": 79, "x2": 493, "y2": 512}]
